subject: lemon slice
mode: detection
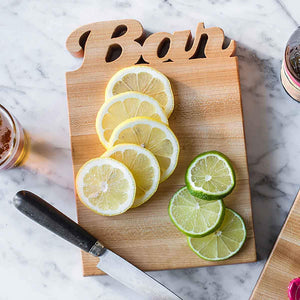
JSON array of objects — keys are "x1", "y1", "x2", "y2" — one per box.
[
  {"x1": 105, "y1": 66, "x2": 174, "y2": 117},
  {"x1": 76, "y1": 157, "x2": 136, "y2": 216},
  {"x1": 102, "y1": 144, "x2": 160, "y2": 207},
  {"x1": 96, "y1": 91, "x2": 168, "y2": 148},
  {"x1": 109, "y1": 117, "x2": 179, "y2": 182}
]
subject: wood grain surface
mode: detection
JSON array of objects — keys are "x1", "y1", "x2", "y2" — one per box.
[
  {"x1": 66, "y1": 19, "x2": 256, "y2": 276},
  {"x1": 251, "y1": 190, "x2": 300, "y2": 300}
]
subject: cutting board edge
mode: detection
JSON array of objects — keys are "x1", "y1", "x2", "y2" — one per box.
[
  {"x1": 250, "y1": 189, "x2": 300, "y2": 299},
  {"x1": 81, "y1": 250, "x2": 257, "y2": 277},
  {"x1": 235, "y1": 55, "x2": 257, "y2": 259}
]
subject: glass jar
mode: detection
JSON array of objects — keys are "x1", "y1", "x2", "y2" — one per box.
[
  {"x1": 0, "y1": 105, "x2": 29, "y2": 170},
  {"x1": 281, "y1": 27, "x2": 300, "y2": 102}
]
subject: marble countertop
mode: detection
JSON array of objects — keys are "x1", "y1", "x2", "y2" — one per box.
[{"x1": 1, "y1": 0, "x2": 300, "y2": 299}]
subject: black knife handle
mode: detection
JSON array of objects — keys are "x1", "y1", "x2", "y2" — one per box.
[{"x1": 13, "y1": 191, "x2": 104, "y2": 256}]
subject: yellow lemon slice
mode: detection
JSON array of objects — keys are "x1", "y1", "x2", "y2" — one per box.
[
  {"x1": 76, "y1": 157, "x2": 136, "y2": 216},
  {"x1": 102, "y1": 144, "x2": 160, "y2": 207},
  {"x1": 105, "y1": 66, "x2": 174, "y2": 117},
  {"x1": 96, "y1": 91, "x2": 168, "y2": 148},
  {"x1": 109, "y1": 117, "x2": 179, "y2": 182}
]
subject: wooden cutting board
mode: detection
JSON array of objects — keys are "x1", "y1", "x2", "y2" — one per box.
[
  {"x1": 251, "y1": 190, "x2": 300, "y2": 299},
  {"x1": 65, "y1": 19, "x2": 256, "y2": 276}
]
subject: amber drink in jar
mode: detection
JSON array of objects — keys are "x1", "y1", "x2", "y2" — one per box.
[{"x1": 0, "y1": 105, "x2": 29, "y2": 170}]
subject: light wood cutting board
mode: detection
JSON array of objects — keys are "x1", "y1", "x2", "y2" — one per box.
[
  {"x1": 251, "y1": 190, "x2": 300, "y2": 299},
  {"x1": 65, "y1": 19, "x2": 256, "y2": 276}
]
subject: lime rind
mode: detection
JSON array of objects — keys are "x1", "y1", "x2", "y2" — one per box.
[
  {"x1": 168, "y1": 186, "x2": 225, "y2": 237},
  {"x1": 185, "y1": 151, "x2": 236, "y2": 200},
  {"x1": 187, "y1": 208, "x2": 246, "y2": 261}
]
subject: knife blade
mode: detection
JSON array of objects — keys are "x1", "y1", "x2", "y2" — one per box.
[
  {"x1": 13, "y1": 191, "x2": 181, "y2": 299},
  {"x1": 98, "y1": 248, "x2": 179, "y2": 299}
]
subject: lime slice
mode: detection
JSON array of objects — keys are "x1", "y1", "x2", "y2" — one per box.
[
  {"x1": 168, "y1": 187, "x2": 225, "y2": 237},
  {"x1": 188, "y1": 208, "x2": 246, "y2": 261},
  {"x1": 185, "y1": 151, "x2": 236, "y2": 200}
]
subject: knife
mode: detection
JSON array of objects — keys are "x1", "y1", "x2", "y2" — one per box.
[{"x1": 13, "y1": 191, "x2": 181, "y2": 300}]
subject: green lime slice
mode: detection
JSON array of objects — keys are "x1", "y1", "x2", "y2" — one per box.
[
  {"x1": 168, "y1": 187, "x2": 225, "y2": 237},
  {"x1": 188, "y1": 208, "x2": 246, "y2": 261},
  {"x1": 185, "y1": 151, "x2": 236, "y2": 200}
]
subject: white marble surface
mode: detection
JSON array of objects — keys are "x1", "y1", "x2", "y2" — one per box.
[{"x1": 1, "y1": 0, "x2": 300, "y2": 299}]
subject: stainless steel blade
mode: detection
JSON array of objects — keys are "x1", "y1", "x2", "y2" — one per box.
[{"x1": 97, "y1": 248, "x2": 181, "y2": 299}]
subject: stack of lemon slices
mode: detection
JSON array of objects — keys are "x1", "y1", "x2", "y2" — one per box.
[{"x1": 76, "y1": 66, "x2": 180, "y2": 216}]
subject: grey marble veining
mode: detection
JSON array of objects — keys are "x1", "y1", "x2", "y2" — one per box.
[{"x1": 0, "y1": 0, "x2": 300, "y2": 299}]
